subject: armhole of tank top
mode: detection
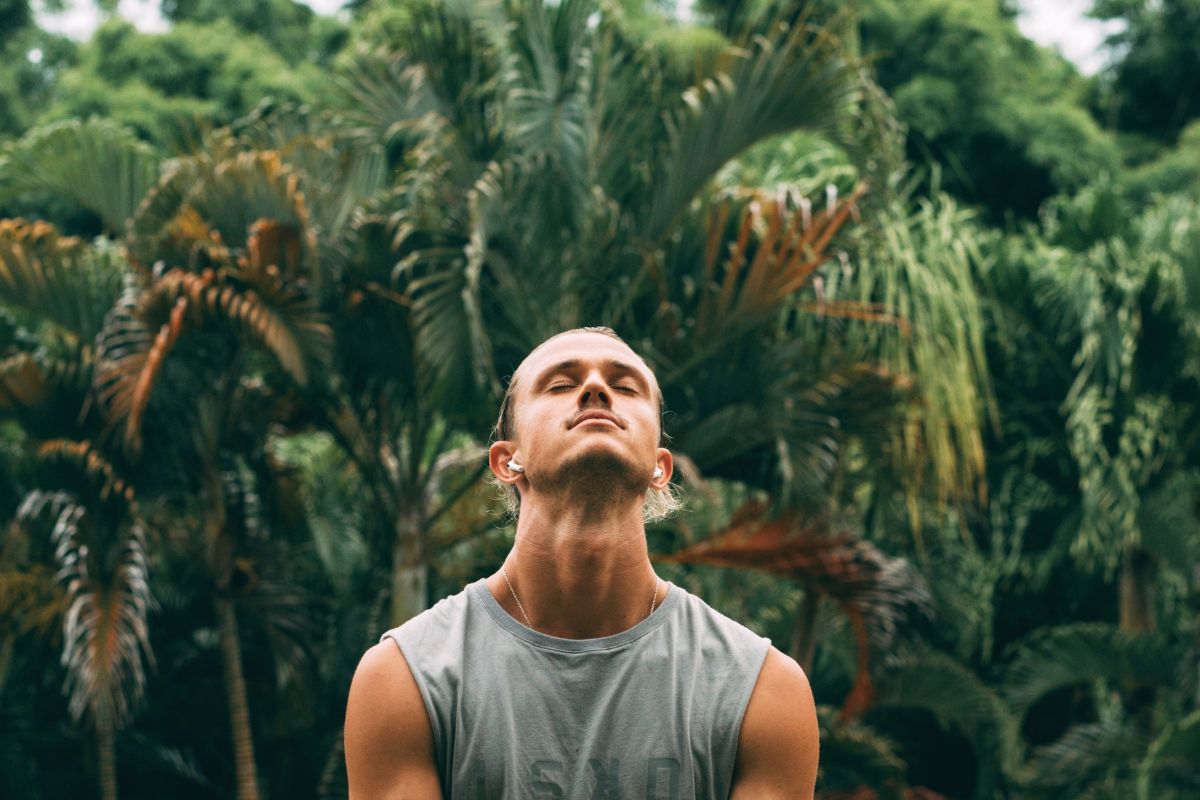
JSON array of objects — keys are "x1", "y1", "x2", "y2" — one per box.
[
  {"x1": 724, "y1": 636, "x2": 772, "y2": 795},
  {"x1": 382, "y1": 630, "x2": 446, "y2": 761}
]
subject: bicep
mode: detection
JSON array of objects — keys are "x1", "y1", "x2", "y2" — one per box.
[
  {"x1": 345, "y1": 640, "x2": 443, "y2": 800},
  {"x1": 730, "y1": 647, "x2": 820, "y2": 800}
]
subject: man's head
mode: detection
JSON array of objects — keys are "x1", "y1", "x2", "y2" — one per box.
[{"x1": 488, "y1": 327, "x2": 680, "y2": 521}]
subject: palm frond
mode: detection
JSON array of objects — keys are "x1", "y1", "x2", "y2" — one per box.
[
  {"x1": 815, "y1": 705, "x2": 906, "y2": 800},
  {"x1": 0, "y1": 353, "x2": 53, "y2": 414},
  {"x1": 502, "y1": 0, "x2": 594, "y2": 195},
  {"x1": 0, "y1": 220, "x2": 126, "y2": 343},
  {"x1": 129, "y1": 149, "x2": 321, "y2": 288},
  {"x1": 659, "y1": 500, "x2": 927, "y2": 611},
  {"x1": 0, "y1": 118, "x2": 160, "y2": 234},
  {"x1": 641, "y1": 9, "x2": 863, "y2": 241},
  {"x1": 122, "y1": 732, "x2": 213, "y2": 790},
  {"x1": 1003, "y1": 623, "x2": 1186, "y2": 721},
  {"x1": 641, "y1": 184, "x2": 909, "y2": 506},
  {"x1": 337, "y1": 46, "x2": 450, "y2": 151},
  {"x1": 843, "y1": 193, "x2": 995, "y2": 521},
  {"x1": 1044, "y1": 236, "x2": 1197, "y2": 571},
  {"x1": 874, "y1": 649, "x2": 1021, "y2": 777},
  {"x1": 93, "y1": 289, "x2": 186, "y2": 454},
  {"x1": 0, "y1": 351, "x2": 94, "y2": 438},
  {"x1": 93, "y1": 269, "x2": 331, "y2": 452},
  {"x1": 690, "y1": 184, "x2": 869, "y2": 342},
  {"x1": 1137, "y1": 709, "x2": 1200, "y2": 800},
  {"x1": 227, "y1": 104, "x2": 390, "y2": 280},
  {"x1": 0, "y1": 563, "x2": 66, "y2": 638},
  {"x1": 35, "y1": 439, "x2": 137, "y2": 509},
  {"x1": 240, "y1": 578, "x2": 320, "y2": 691},
  {"x1": 392, "y1": 157, "x2": 503, "y2": 405},
  {"x1": 659, "y1": 499, "x2": 929, "y2": 718},
  {"x1": 394, "y1": 0, "x2": 506, "y2": 165},
  {"x1": 16, "y1": 490, "x2": 154, "y2": 731},
  {"x1": 1024, "y1": 716, "x2": 1146, "y2": 791}
]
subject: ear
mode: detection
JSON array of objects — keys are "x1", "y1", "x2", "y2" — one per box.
[
  {"x1": 650, "y1": 448, "x2": 673, "y2": 490},
  {"x1": 489, "y1": 441, "x2": 525, "y2": 484}
]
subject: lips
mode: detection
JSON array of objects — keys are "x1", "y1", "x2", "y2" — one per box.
[{"x1": 570, "y1": 410, "x2": 623, "y2": 428}]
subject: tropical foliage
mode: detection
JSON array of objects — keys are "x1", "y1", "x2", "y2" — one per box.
[{"x1": 1, "y1": 0, "x2": 1199, "y2": 798}]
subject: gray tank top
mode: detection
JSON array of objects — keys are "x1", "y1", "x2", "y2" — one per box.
[{"x1": 379, "y1": 578, "x2": 771, "y2": 800}]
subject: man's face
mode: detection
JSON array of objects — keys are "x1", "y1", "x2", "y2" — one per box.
[{"x1": 500, "y1": 331, "x2": 671, "y2": 496}]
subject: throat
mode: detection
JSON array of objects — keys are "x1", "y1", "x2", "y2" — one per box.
[{"x1": 496, "y1": 487, "x2": 662, "y2": 638}]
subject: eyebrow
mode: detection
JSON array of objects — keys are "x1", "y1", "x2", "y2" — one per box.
[{"x1": 532, "y1": 359, "x2": 651, "y2": 391}]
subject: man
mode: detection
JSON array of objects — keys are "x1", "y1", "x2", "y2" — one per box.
[{"x1": 345, "y1": 327, "x2": 819, "y2": 799}]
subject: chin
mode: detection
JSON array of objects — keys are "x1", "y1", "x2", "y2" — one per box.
[{"x1": 546, "y1": 448, "x2": 645, "y2": 497}]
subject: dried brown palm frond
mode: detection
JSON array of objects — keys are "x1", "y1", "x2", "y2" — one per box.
[
  {"x1": 129, "y1": 149, "x2": 320, "y2": 287},
  {"x1": 658, "y1": 499, "x2": 929, "y2": 719},
  {"x1": 0, "y1": 353, "x2": 53, "y2": 412},
  {"x1": 93, "y1": 264, "x2": 331, "y2": 454},
  {"x1": 0, "y1": 219, "x2": 123, "y2": 344},
  {"x1": 36, "y1": 439, "x2": 137, "y2": 507},
  {"x1": 0, "y1": 351, "x2": 95, "y2": 440},
  {"x1": 692, "y1": 182, "x2": 871, "y2": 340},
  {"x1": 654, "y1": 182, "x2": 900, "y2": 391}
]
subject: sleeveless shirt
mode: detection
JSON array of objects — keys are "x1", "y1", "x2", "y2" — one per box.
[{"x1": 379, "y1": 578, "x2": 772, "y2": 800}]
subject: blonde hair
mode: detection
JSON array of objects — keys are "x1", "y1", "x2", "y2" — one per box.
[{"x1": 491, "y1": 327, "x2": 683, "y2": 522}]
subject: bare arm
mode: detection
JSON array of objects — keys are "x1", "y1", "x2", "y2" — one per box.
[
  {"x1": 345, "y1": 641, "x2": 443, "y2": 800},
  {"x1": 730, "y1": 647, "x2": 820, "y2": 800}
]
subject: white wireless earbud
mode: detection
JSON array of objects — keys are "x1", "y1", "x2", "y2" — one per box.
[
  {"x1": 653, "y1": 466, "x2": 664, "y2": 479},
  {"x1": 507, "y1": 459, "x2": 524, "y2": 473}
]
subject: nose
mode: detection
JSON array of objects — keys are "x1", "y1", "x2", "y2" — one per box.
[{"x1": 578, "y1": 371, "x2": 611, "y2": 407}]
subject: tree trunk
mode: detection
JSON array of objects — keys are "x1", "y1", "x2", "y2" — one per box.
[
  {"x1": 1119, "y1": 546, "x2": 1157, "y2": 633},
  {"x1": 390, "y1": 511, "x2": 427, "y2": 627},
  {"x1": 0, "y1": 633, "x2": 13, "y2": 698},
  {"x1": 1194, "y1": 563, "x2": 1200, "y2": 710},
  {"x1": 317, "y1": 730, "x2": 346, "y2": 800},
  {"x1": 789, "y1": 591, "x2": 822, "y2": 673},
  {"x1": 216, "y1": 594, "x2": 260, "y2": 800},
  {"x1": 97, "y1": 721, "x2": 117, "y2": 800}
]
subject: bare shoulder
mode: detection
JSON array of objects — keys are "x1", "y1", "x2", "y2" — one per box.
[
  {"x1": 344, "y1": 640, "x2": 443, "y2": 800},
  {"x1": 730, "y1": 646, "x2": 820, "y2": 800}
]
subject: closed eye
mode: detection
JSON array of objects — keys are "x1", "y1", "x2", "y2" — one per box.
[
  {"x1": 548, "y1": 382, "x2": 576, "y2": 391},
  {"x1": 613, "y1": 384, "x2": 637, "y2": 393}
]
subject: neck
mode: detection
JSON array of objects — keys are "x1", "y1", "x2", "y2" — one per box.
[{"x1": 488, "y1": 491, "x2": 663, "y2": 638}]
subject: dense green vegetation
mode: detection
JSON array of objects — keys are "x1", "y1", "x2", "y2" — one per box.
[{"x1": 1, "y1": 1, "x2": 1198, "y2": 798}]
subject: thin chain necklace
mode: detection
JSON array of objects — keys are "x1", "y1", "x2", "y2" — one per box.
[{"x1": 500, "y1": 565, "x2": 661, "y2": 632}]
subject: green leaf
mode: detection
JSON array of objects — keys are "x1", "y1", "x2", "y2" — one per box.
[
  {"x1": 0, "y1": 220, "x2": 126, "y2": 344},
  {"x1": 874, "y1": 649, "x2": 1020, "y2": 777},
  {"x1": 1138, "y1": 709, "x2": 1200, "y2": 800},
  {"x1": 1025, "y1": 717, "x2": 1146, "y2": 790},
  {"x1": 0, "y1": 118, "x2": 160, "y2": 235},
  {"x1": 1003, "y1": 623, "x2": 1186, "y2": 721},
  {"x1": 641, "y1": 11, "x2": 864, "y2": 241}
]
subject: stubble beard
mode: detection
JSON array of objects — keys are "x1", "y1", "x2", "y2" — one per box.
[{"x1": 536, "y1": 446, "x2": 646, "y2": 513}]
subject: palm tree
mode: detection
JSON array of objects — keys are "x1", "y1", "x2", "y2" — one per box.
[
  {"x1": 1002, "y1": 622, "x2": 1199, "y2": 798},
  {"x1": 331, "y1": 0, "x2": 951, "y2": 595},
  {"x1": 0, "y1": 217, "x2": 152, "y2": 799},
  {"x1": 986, "y1": 184, "x2": 1200, "y2": 636},
  {"x1": 940, "y1": 182, "x2": 1200, "y2": 800},
  {"x1": 17, "y1": 475, "x2": 151, "y2": 800},
  {"x1": 343, "y1": 0, "x2": 990, "y2": 518},
  {"x1": 89, "y1": 145, "x2": 336, "y2": 800}
]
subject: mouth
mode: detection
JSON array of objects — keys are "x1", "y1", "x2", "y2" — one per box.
[{"x1": 571, "y1": 411, "x2": 623, "y2": 429}]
